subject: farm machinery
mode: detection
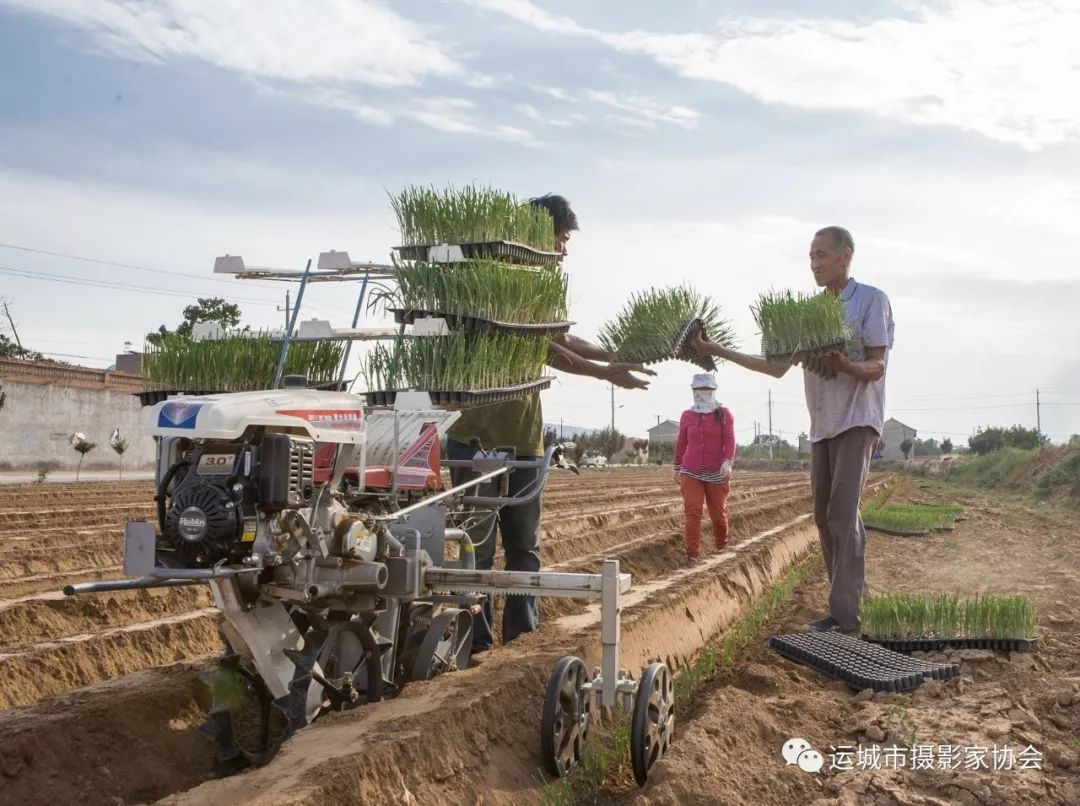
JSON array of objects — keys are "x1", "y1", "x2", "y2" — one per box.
[{"x1": 63, "y1": 381, "x2": 675, "y2": 785}]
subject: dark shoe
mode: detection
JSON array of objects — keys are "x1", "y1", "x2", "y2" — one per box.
[
  {"x1": 807, "y1": 616, "x2": 841, "y2": 632},
  {"x1": 685, "y1": 555, "x2": 700, "y2": 567}
]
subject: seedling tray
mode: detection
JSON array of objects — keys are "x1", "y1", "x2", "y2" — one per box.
[
  {"x1": 391, "y1": 308, "x2": 573, "y2": 337},
  {"x1": 393, "y1": 241, "x2": 562, "y2": 266},
  {"x1": 364, "y1": 377, "x2": 553, "y2": 408},
  {"x1": 135, "y1": 389, "x2": 219, "y2": 407},
  {"x1": 769, "y1": 631, "x2": 961, "y2": 692},
  {"x1": 616, "y1": 318, "x2": 717, "y2": 372},
  {"x1": 862, "y1": 637, "x2": 1037, "y2": 653}
]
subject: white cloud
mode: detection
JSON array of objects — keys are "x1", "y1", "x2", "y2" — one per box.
[
  {"x1": 5, "y1": 0, "x2": 465, "y2": 87},
  {"x1": 465, "y1": 0, "x2": 1080, "y2": 149},
  {"x1": 586, "y1": 90, "x2": 700, "y2": 129}
]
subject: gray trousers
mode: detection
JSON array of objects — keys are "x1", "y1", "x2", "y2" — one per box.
[{"x1": 811, "y1": 426, "x2": 878, "y2": 630}]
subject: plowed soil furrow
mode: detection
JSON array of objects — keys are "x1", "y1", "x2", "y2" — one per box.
[
  {"x1": 0, "y1": 504, "x2": 155, "y2": 529},
  {"x1": 0, "y1": 468, "x2": 874, "y2": 806},
  {"x1": 0, "y1": 546, "x2": 124, "y2": 580},
  {"x1": 0, "y1": 530, "x2": 121, "y2": 558},
  {"x1": 160, "y1": 513, "x2": 827, "y2": 806},
  {"x1": 0, "y1": 566, "x2": 124, "y2": 599},
  {"x1": 0, "y1": 609, "x2": 221, "y2": 710},
  {"x1": 0, "y1": 660, "x2": 217, "y2": 806},
  {"x1": 0, "y1": 482, "x2": 155, "y2": 506},
  {"x1": 0, "y1": 586, "x2": 214, "y2": 648}
]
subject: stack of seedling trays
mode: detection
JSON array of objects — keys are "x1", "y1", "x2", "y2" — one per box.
[
  {"x1": 859, "y1": 593, "x2": 1038, "y2": 653},
  {"x1": 365, "y1": 184, "x2": 569, "y2": 408},
  {"x1": 137, "y1": 330, "x2": 345, "y2": 406},
  {"x1": 598, "y1": 286, "x2": 735, "y2": 372},
  {"x1": 769, "y1": 631, "x2": 961, "y2": 693},
  {"x1": 753, "y1": 290, "x2": 853, "y2": 379}
]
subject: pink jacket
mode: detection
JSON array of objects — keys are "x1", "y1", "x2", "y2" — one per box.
[{"x1": 674, "y1": 407, "x2": 736, "y2": 474}]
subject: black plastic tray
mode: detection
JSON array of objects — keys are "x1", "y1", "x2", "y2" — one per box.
[
  {"x1": 391, "y1": 308, "x2": 572, "y2": 337},
  {"x1": 364, "y1": 377, "x2": 553, "y2": 408},
  {"x1": 393, "y1": 241, "x2": 562, "y2": 266},
  {"x1": 135, "y1": 389, "x2": 218, "y2": 407},
  {"x1": 862, "y1": 636, "x2": 1036, "y2": 653},
  {"x1": 615, "y1": 318, "x2": 716, "y2": 372},
  {"x1": 769, "y1": 631, "x2": 961, "y2": 692}
]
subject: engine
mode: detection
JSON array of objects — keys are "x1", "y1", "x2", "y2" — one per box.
[{"x1": 160, "y1": 436, "x2": 316, "y2": 567}]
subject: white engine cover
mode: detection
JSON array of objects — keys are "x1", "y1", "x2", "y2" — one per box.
[{"x1": 146, "y1": 390, "x2": 366, "y2": 444}]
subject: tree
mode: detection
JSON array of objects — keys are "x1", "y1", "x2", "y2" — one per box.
[
  {"x1": 968, "y1": 425, "x2": 1048, "y2": 455},
  {"x1": 900, "y1": 438, "x2": 914, "y2": 460},
  {"x1": 941, "y1": 438, "x2": 954, "y2": 455},
  {"x1": 0, "y1": 333, "x2": 46, "y2": 362},
  {"x1": 148, "y1": 297, "x2": 244, "y2": 346},
  {"x1": 110, "y1": 430, "x2": 130, "y2": 481},
  {"x1": 72, "y1": 437, "x2": 97, "y2": 482}
]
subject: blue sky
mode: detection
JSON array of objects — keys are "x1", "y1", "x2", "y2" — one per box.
[{"x1": 2, "y1": 0, "x2": 1079, "y2": 444}]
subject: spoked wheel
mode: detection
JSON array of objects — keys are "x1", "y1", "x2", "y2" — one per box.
[
  {"x1": 540, "y1": 655, "x2": 591, "y2": 778},
  {"x1": 317, "y1": 621, "x2": 385, "y2": 706},
  {"x1": 630, "y1": 661, "x2": 674, "y2": 786},
  {"x1": 199, "y1": 657, "x2": 291, "y2": 774},
  {"x1": 410, "y1": 608, "x2": 473, "y2": 681}
]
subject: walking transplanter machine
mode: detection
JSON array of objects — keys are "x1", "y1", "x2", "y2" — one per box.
[{"x1": 64, "y1": 385, "x2": 674, "y2": 785}]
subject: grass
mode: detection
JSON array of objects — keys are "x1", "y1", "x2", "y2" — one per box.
[
  {"x1": 597, "y1": 285, "x2": 736, "y2": 370},
  {"x1": 143, "y1": 330, "x2": 344, "y2": 392},
  {"x1": 944, "y1": 445, "x2": 1080, "y2": 504},
  {"x1": 362, "y1": 330, "x2": 550, "y2": 392},
  {"x1": 371, "y1": 258, "x2": 569, "y2": 324},
  {"x1": 859, "y1": 593, "x2": 1038, "y2": 640},
  {"x1": 391, "y1": 184, "x2": 557, "y2": 251},
  {"x1": 752, "y1": 289, "x2": 851, "y2": 359},
  {"x1": 861, "y1": 503, "x2": 964, "y2": 534},
  {"x1": 533, "y1": 554, "x2": 822, "y2": 804}
]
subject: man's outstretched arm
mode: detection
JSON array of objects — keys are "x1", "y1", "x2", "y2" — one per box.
[
  {"x1": 689, "y1": 332, "x2": 791, "y2": 379},
  {"x1": 547, "y1": 342, "x2": 653, "y2": 390}
]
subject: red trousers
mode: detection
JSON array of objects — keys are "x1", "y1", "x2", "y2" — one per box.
[{"x1": 679, "y1": 475, "x2": 730, "y2": 558}]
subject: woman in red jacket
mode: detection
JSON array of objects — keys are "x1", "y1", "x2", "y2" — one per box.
[{"x1": 674, "y1": 373, "x2": 736, "y2": 565}]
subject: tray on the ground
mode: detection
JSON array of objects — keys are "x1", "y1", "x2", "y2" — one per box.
[
  {"x1": 392, "y1": 241, "x2": 562, "y2": 266},
  {"x1": 390, "y1": 308, "x2": 573, "y2": 337},
  {"x1": 364, "y1": 378, "x2": 553, "y2": 408},
  {"x1": 862, "y1": 636, "x2": 1036, "y2": 653},
  {"x1": 769, "y1": 631, "x2": 961, "y2": 692}
]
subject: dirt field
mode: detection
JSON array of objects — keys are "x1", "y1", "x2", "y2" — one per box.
[
  {"x1": 0, "y1": 467, "x2": 874, "y2": 804},
  {"x1": 13, "y1": 470, "x2": 1073, "y2": 804},
  {"x1": 614, "y1": 478, "x2": 1080, "y2": 806}
]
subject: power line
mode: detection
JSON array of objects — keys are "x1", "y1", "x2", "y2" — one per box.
[{"x1": 0, "y1": 263, "x2": 280, "y2": 306}]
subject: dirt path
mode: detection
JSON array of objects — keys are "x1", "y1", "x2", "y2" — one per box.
[{"x1": 622, "y1": 478, "x2": 1080, "y2": 806}]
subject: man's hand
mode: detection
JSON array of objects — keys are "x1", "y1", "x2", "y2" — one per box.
[
  {"x1": 689, "y1": 330, "x2": 719, "y2": 357},
  {"x1": 604, "y1": 364, "x2": 653, "y2": 390},
  {"x1": 822, "y1": 351, "x2": 852, "y2": 377}
]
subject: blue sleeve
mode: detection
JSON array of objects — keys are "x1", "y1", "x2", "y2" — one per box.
[{"x1": 861, "y1": 290, "x2": 894, "y2": 349}]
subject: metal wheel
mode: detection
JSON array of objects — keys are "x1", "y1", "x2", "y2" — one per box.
[
  {"x1": 631, "y1": 662, "x2": 674, "y2": 786},
  {"x1": 540, "y1": 655, "x2": 591, "y2": 778},
  {"x1": 319, "y1": 622, "x2": 384, "y2": 705},
  {"x1": 198, "y1": 657, "x2": 291, "y2": 774},
  {"x1": 410, "y1": 607, "x2": 473, "y2": 681}
]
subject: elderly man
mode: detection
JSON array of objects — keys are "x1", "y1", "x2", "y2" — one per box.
[{"x1": 691, "y1": 226, "x2": 894, "y2": 632}]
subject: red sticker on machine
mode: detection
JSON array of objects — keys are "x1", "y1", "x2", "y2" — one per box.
[{"x1": 275, "y1": 409, "x2": 364, "y2": 431}]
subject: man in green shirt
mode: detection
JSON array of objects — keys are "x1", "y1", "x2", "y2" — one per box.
[{"x1": 447, "y1": 194, "x2": 653, "y2": 651}]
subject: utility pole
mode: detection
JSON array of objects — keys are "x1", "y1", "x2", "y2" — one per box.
[
  {"x1": 277, "y1": 289, "x2": 291, "y2": 330},
  {"x1": 610, "y1": 383, "x2": 616, "y2": 432},
  {"x1": 2, "y1": 302, "x2": 22, "y2": 349},
  {"x1": 560, "y1": 418, "x2": 564, "y2": 440},
  {"x1": 768, "y1": 390, "x2": 774, "y2": 460},
  {"x1": 1036, "y1": 388, "x2": 1041, "y2": 434}
]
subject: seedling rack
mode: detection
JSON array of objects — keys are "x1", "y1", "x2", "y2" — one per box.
[{"x1": 390, "y1": 308, "x2": 572, "y2": 338}]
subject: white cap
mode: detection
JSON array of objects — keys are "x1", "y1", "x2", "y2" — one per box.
[{"x1": 691, "y1": 373, "x2": 717, "y2": 389}]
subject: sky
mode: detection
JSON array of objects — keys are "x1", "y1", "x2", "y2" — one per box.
[{"x1": 1, "y1": 0, "x2": 1079, "y2": 444}]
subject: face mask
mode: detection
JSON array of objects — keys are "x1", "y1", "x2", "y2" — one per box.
[{"x1": 692, "y1": 389, "x2": 718, "y2": 413}]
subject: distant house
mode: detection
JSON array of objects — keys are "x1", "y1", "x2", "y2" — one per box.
[
  {"x1": 881, "y1": 417, "x2": 918, "y2": 460},
  {"x1": 798, "y1": 433, "x2": 811, "y2": 455},
  {"x1": 647, "y1": 419, "x2": 680, "y2": 446}
]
